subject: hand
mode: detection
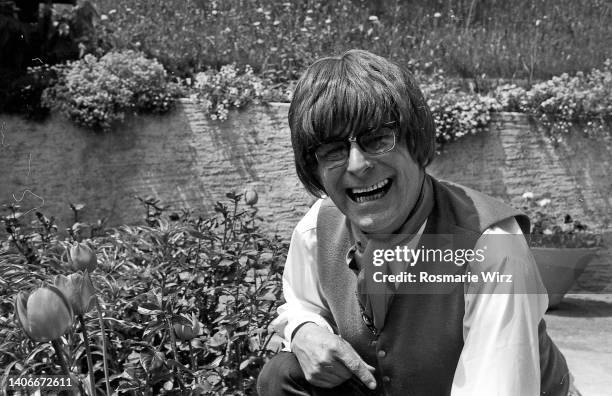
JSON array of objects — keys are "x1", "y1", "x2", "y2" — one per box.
[{"x1": 291, "y1": 322, "x2": 377, "y2": 390}]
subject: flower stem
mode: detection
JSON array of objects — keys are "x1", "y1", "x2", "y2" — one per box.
[
  {"x1": 51, "y1": 339, "x2": 70, "y2": 375},
  {"x1": 188, "y1": 341, "x2": 197, "y2": 372},
  {"x1": 94, "y1": 297, "x2": 111, "y2": 396},
  {"x1": 79, "y1": 315, "x2": 96, "y2": 396},
  {"x1": 52, "y1": 339, "x2": 79, "y2": 395}
]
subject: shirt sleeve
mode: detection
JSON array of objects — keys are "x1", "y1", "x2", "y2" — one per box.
[
  {"x1": 271, "y1": 199, "x2": 336, "y2": 349},
  {"x1": 451, "y1": 217, "x2": 549, "y2": 396}
]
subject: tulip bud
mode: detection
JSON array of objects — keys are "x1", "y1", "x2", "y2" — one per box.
[
  {"x1": 14, "y1": 286, "x2": 74, "y2": 342},
  {"x1": 68, "y1": 243, "x2": 97, "y2": 272},
  {"x1": 244, "y1": 189, "x2": 258, "y2": 206},
  {"x1": 53, "y1": 271, "x2": 96, "y2": 316},
  {"x1": 173, "y1": 313, "x2": 201, "y2": 341}
]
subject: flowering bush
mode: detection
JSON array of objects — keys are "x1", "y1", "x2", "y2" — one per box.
[
  {"x1": 191, "y1": 64, "x2": 267, "y2": 121},
  {"x1": 494, "y1": 60, "x2": 612, "y2": 138},
  {"x1": 520, "y1": 192, "x2": 604, "y2": 248},
  {"x1": 427, "y1": 90, "x2": 498, "y2": 146},
  {"x1": 418, "y1": 72, "x2": 499, "y2": 146},
  {"x1": 0, "y1": 193, "x2": 285, "y2": 394},
  {"x1": 42, "y1": 50, "x2": 181, "y2": 130}
]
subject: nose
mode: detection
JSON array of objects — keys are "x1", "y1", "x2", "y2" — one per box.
[{"x1": 346, "y1": 142, "x2": 371, "y2": 174}]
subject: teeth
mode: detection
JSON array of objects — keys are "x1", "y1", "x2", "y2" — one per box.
[
  {"x1": 351, "y1": 179, "x2": 389, "y2": 194},
  {"x1": 354, "y1": 191, "x2": 386, "y2": 203}
]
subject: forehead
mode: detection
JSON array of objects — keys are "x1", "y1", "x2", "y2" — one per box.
[{"x1": 310, "y1": 88, "x2": 396, "y2": 142}]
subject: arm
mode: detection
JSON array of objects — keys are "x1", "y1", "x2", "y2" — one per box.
[
  {"x1": 452, "y1": 217, "x2": 548, "y2": 396},
  {"x1": 271, "y1": 199, "x2": 336, "y2": 345},
  {"x1": 271, "y1": 199, "x2": 377, "y2": 389}
]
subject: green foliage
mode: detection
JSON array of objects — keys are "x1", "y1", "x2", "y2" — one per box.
[
  {"x1": 0, "y1": 194, "x2": 286, "y2": 395},
  {"x1": 494, "y1": 60, "x2": 612, "y2": 139},
  {"x1": 91, "y1": 0, "x2": 612, "y2": 82},
  {"x1": 520, "y1": 193, "x2": 604, "y2": 248},
  {"x1": 41, "y1": 50, "x2": 181, "y2": 130},
  {"x1": 420, "y1": 74, "x2": 499, "y2": 146},
  {"x1": 191, "y1": 64, "x2": 266, "y2": 121}
]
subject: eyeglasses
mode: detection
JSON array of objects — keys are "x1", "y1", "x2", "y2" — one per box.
[{"x1": 314, "y1": 122, "x2": 397, "y2": 168}]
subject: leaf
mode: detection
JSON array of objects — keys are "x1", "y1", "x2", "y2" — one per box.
[
  {"x1": 208, "y1": 331, "x2": 227, "y2": 348},
  {"x1": 25, "y1": 343, "x2": 53, "y2": 365},
  {"x1": 137, "y1": 306, "x2": 161, "y2": 315},
  {"x1": 258, "y1": 292, "x2": 277, "y2": 301},
  {"x1": 218, "y1": 259, "x2": 233, "y2": 267},
  {"x1": 248, "y1": 336, "x2": 260, "y2": 352},
  {"x1": 206, "y1": 373, "x2": 222, "y2": 385},
  {"x1": 166, "y1": 359, "x2": 192, "y2": 374},
  {"x1": 205, "y1": 355, "x2": 223, "y2": 369},
  {"x1": 163, "y1": 380, "x2": 173, "y2": 390},
  {"x1": 239, "y1": 357, "x2": 254, "y2": 371},
  {"x1": 139, "y1": 301, "x2": 161, "y2": 311}
]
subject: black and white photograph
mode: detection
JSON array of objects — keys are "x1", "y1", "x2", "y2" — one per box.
[{"x1": 0, "y1": 1, "x2": 611, "y2": 395}]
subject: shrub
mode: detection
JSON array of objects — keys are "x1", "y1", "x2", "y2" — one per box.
[
  {"x1": 190, "y1": 64, "x2": 267, "y2": 121},
  {"x1": 428, "y1": 90, "x2": 498, "y2": 147},
  {"x1": 520, "y1": 192, "x2": 604, "y2": 248},
  {"x1": 419, "y1": 72, "x2": 500, "y2": 147},
  {"x1": 494, "y1": 60, "x2": 612, "y2": 138},
  {"x1": 42, "y1": 50, "x2": 181, "y2": 130},
  {"x1": 0, "y1": 193, "x2": 286, "y2": 394}
]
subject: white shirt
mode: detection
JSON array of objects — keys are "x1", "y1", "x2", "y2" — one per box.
[{"x1": 272, "y1": 199, "x2": 549, "y2": 396}]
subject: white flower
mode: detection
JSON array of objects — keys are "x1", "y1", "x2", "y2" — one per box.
[
  {"x1": 368, "y1": 15, "x2": 379, "y2": 22},
  {"x1": 537, "y1": 198, "x2": 551, "y2": 207},
  {"x1": 433, "y1": 12, "x2": 442, "y2": 18},
  {"x1": 522, "y1": 192, "x2": 534, "y2": 200}
]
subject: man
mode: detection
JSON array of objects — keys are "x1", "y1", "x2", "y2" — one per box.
[{"x1": 257, "y1": 50, "x2": 572, "y2": 395}]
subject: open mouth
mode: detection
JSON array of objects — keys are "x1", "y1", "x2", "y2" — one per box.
[{"x1": 347, "y1": 178, "x2": 392, "y2": 203}]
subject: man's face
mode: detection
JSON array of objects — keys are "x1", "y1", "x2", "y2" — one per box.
[{"x1": 317, "y1": 137, "x2": 423, "y2": 234}]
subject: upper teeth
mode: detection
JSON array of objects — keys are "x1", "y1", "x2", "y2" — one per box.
[{"x1": 351, "y1": 179, "x2": 389, "y2": 194}]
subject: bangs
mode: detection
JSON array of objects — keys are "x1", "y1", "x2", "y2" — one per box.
[{"x1": 297, "y1": 56, "x2": 408, "y2": 148}]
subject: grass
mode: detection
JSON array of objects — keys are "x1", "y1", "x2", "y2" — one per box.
[{"x1": 90, "y1": 0, "x2": 612, "y2": 82}]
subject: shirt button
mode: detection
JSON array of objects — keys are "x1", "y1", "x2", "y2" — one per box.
[
  {"x1": 377, "y1": 350, "x2": 386, "y2": 358},
  {"x1": 383, "y1": 376, "x2": 391, "y2": 383}
]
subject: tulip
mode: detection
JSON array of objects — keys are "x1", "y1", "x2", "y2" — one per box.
[
  {"x1": 244, "y1": 189, "x2": 258, "y2": 206},
  {"x1": 68, "y1": 242, "x2": 97, "y2": 272},
  {"x1": 15, "y1": 286, "x2": 74, "y2": 342},
  {"x1": 53, "y1": 272, "x2": 96, "y2": 316},
  {"x1": 173, "y1": 313, "x2": 201, "y2": 369},
  {"x1": 173, "y1": 313, "x2": 201, "y2": 341}
]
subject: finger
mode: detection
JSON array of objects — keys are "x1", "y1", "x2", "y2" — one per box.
[
  {"x1": 307, "y1": 364, "x2": 352, "y2": 388},
  {"x1": 335, "y1": 343, "x2": 377, "y2": 390}
]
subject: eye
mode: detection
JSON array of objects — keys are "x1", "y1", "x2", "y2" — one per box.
[
  {"x1": 359, "y1": 127, "x2": 395, "y2": 153},
  {"x1": 316, "y1": 142, "x2": 347, "y2": 161}
]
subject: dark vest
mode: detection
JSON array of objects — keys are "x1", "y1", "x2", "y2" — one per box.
[{"x1": 316, "y1": 177, "x2": 569, "y2": 396}]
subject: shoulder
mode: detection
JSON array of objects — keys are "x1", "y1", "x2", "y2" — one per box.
[
  {"x1": 289, "y1": 199, "x2": 323, "y2": 252},
  {"x1": 294, "y1": 198, "x2": 322, "y2": 235},
  {"x1": 432, "y1": 177, "x2": 530, "y2": 235}
]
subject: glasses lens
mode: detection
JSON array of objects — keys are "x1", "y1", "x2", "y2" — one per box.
[
  {"x1": 358, "y1": 126, "x2": 395, "y2": 154},
  {"x1": 315, "y1": 142, "x2": 348, "y2": 164}
]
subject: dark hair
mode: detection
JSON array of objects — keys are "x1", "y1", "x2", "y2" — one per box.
[{"x1": 288, "y1": 49, "x2": 435, "y2": 197}]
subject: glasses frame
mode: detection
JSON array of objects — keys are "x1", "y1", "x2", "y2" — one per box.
[{"x1": 314, "y1": 121, "x2": 398, "y2": 169}]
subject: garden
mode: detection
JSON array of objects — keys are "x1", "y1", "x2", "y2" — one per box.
[{"x1": 0, "y1": 0, "x2": 611, "y2": 394}]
